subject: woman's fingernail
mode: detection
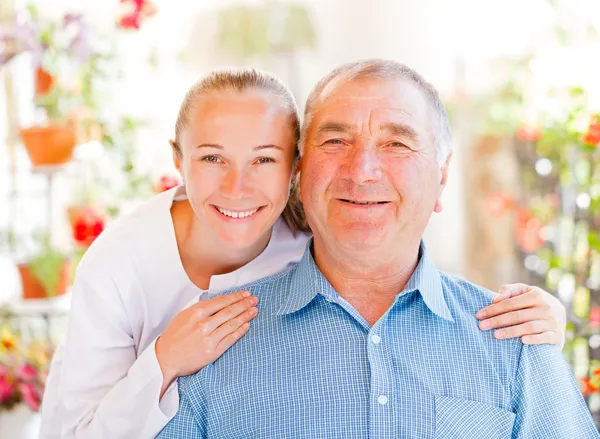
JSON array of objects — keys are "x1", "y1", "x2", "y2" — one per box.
[
  {"x1": 495, "y1": 330, "x2": 505, "y2": 339},
  {"x1": 476, "y1": 310, "x2": 486, "y2": 319},
  {"x1": 242, "y1": 290, "x2": 251, "y2": 297},
  {"x1": 479, "y1": 321, "x2": 490, "y2": 330}
]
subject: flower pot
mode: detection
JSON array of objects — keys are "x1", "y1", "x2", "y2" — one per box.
[
  {"x1": 17, "y1": 261, "x2": 71, "y2": 300},
  {"x1": 0, "y1": 404, "x2": 41, "y2": 439},
  {"x1": 35, "y1": 68, "x2": 55, "y2": 96},
  {"x1": 19, "y1": 125, "x2": 77, "y2": 167}
]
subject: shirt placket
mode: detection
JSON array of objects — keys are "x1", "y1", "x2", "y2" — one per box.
[{"x1": 368, "y1": 318, "x2": 396, "y2": 439}]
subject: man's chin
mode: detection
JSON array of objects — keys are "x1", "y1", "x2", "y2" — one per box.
[{"x1": 331, "y1": 228, "x2": 389, "y2": 251}]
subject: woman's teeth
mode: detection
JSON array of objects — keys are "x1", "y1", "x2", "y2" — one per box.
[{"x1": 216, "y1": 207, "x2": 259, "y2": 218}]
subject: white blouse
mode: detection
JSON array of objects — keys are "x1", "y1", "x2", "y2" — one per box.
[{"x1": 39, "y1": 187, "x2": 310, "y2": 439}]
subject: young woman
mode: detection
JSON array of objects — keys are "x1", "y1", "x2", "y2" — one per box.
[{"x1": 39, "y1": 68, "x2": 566, "y2": 439}]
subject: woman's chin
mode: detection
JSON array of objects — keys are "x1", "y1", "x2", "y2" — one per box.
[{"x1": 212, "y1": 225, "x2": 266, "y2": 250}]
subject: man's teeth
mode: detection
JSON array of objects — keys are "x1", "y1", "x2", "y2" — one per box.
[
  {"x1": 216, "y1": 207, "x2": 259, "y2": 218},
  {"x1": 347, "y1": 200, "x2": 382, "y2": 205}
]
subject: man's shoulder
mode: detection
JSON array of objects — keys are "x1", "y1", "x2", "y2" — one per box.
[
  {"x1": 439, "y1": 272, "x2": 498, "y2": 316},
  {"x1": 219, "y1": 263, "x2": 299, "y2": 309},
  {"x1": 437, "y1": 273, "x2": 526, "y2": 370}
]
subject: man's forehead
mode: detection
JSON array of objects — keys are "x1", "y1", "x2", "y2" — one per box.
[{"x1": 311, "y1": 77, "x2": 428, "y2": 122}]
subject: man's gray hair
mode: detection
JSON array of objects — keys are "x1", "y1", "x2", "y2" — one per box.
[{"x1": 300, "y1": 59, "x2": 452, "y2": 164}]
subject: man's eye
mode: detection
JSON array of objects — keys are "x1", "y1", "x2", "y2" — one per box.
[{"x1": 324, "y1": 139, "x2": 344, "y2": 145}]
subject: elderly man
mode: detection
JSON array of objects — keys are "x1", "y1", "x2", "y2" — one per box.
[{"x1": 157, "y1": 60, "x2": 598, "y2": 438}]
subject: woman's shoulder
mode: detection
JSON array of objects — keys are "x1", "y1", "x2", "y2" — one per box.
[{"x1": 77, "y1": 189, "x2": 178, "y2": 273}]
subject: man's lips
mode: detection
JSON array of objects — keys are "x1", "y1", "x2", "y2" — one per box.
[{"x1": 337, "y1": 199, "x2": 390, "y2": 205}]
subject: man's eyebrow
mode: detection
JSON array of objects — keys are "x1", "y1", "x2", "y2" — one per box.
[
  {"x1": 316, "y1": 122, "x2": 356, "y2": 135},
  {"x1": 380, "y1": 123, "x2": 419, "y2": 141}
]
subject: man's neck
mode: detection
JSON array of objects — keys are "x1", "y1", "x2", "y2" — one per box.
[{"x1": 312, "y1": 238, "x2": 421, "y2": 326}]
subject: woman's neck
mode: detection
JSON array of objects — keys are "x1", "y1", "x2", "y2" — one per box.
[{"x1": 171, "y1": 200, "x2": 272, "y2": 286}]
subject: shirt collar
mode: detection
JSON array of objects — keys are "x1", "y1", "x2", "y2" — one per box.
[{"x1": 275, "y1": 239, "x2": 454, "y2": 323}]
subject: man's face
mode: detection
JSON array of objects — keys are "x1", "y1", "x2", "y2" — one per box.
[{"x1": 299, "y1": 77, "x2": 450, "y2": 255}]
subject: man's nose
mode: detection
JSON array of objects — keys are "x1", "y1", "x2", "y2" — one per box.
[{"x1": 345, "y1": 145, "x2": 383, "y2": 185}]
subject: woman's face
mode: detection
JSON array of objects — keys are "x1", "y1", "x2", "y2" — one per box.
[{"x1": 174, "y1": 90, "x2": 297, "y2": 249}]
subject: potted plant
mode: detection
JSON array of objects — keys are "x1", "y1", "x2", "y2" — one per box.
[
  {"x1": 1, "y1": 5, "x2": 96, "y2": 167},
  {"x1": 16, "y1": 234, "x2": 72, "y2": 300}
]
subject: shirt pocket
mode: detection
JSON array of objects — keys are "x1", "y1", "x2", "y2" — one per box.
[{"x1": 435, "y1": 394, "x2": 516, "y2": 439}]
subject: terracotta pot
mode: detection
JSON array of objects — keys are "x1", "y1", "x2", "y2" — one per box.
[
  {"x1": 19, "y1": 125, "x2": 77, "y2": 167},
  {"x1": 35, "y1": 68, "x2": 55, "y2": 96},
  {"x1": 18, "y1": 261, "x2": 71, "y2": 300}
]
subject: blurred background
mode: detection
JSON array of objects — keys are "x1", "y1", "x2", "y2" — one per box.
[{"x1": 0, "y1": 0, "x2": 599, "y2": 436}]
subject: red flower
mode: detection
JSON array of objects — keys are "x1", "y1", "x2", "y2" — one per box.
[
  {"x1": 117, "y1": 13, "x2": 141, "y2": 30},
  {"x1": 583, "y1": 114, "x2": 600, "y2": 147},
  {"x1": 154, "y1": 174, "x2": 181, "y2": 193},
  {"x1": 117, "y1": 0, "x2": 156, "y2": 30},
  {"x1": 0, "y1": 376, "x2": 14, "y2": 403},
  {"x1": 68, "y1": 206, "x2": 106, "y2": 248},
  {"x1": 516, "y1": 124, "x2": 542, "y2": 142},
  {"x1": 581, "y1": 377, "x2": 600, "y2": 396}
]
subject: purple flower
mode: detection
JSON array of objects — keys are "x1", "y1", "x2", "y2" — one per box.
[{"x1": 64, "y1": 13, "x2": 93, "y2": 62}]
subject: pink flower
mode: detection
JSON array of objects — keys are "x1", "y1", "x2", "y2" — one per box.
[
  {"x1": 18, "y1": 382, "x2": 41, "y2": 411},
  {"x1": 0, "y1": 376, "x2": 15, "y2": 403},
  {"x1": 17, "y1": 364, "x2": 38, "y2": 381},
  {"x1": 153, "y1": 174, "x2": 181, "y2": 193}
]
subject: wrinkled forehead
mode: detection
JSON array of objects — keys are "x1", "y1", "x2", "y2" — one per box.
[{"x1": 309, "y1": 77, "x2": 430, "y2": 132}]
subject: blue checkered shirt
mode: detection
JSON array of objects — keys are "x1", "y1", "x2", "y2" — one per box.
[{"x1": 157, "y1": 241, "x2": 599, "y2": 438}]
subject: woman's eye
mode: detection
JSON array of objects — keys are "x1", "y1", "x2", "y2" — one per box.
[
  {"x1": 256, "y1": 157, "x2": 275, "y2": 164},
  {"x1": 324, "y1": 139, "x2": 344, "y2": 145},
  {"x1": 389, "y1": 142, "x2": 407, "y2": 148},
  {"x1": 202, "y1": 155, "x2": 222, "y2": 163}
]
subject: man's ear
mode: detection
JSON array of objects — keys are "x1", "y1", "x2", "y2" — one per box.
[
  {"x1": 295, "y1": 157, "x2": 302, "y2": 202},
  {"x1": 433, "y1": 152, "x2": 452, "y2": 213}
]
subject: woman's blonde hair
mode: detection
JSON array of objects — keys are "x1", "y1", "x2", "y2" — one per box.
[{"x1": 171, "y1": 68, "x2": 309, "y2": 234}]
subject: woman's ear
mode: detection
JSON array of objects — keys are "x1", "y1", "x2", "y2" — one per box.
[{"x1": 170, "y1": 139, "x2": 182, "y2": 175}]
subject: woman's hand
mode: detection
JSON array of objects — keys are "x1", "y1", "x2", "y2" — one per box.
[
  {"x1": 476, "y1": 283, "x2": 566, "y2": 346},
  {"x1": 155, "y1": 290, "x2": 258, "y2": 396}
]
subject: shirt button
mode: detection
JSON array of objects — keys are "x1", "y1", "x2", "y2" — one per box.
[
  {"x1": 378, "y1": 395, "x2": 388, "y2": 405},
  {"x1": 371, "y1": 334, "x2": 381, "y2": 345}
]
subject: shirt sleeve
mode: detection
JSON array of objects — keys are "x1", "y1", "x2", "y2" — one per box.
[
  {"x1": 38, "y1": 344, "x2": 66, "y2": 439},
  {"x1": 58, "y1": 263, "x2": 179, "y2": 439},
  {"x1": 156, "y1": 376, "x2": 206, "y2": 439},
  {"x1": 511, "y1": 343, "x2": 600, "y2": 438}
]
